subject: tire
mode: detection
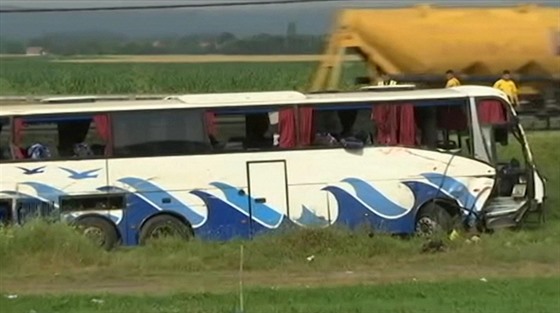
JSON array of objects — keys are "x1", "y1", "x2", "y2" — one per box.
[
  {"x1": 76, "y1": 216, "x2": 119, "y2": 251},
  {"x1": 139, "y1": 214, "x2": 193, "y2": 245},
  {"x1": 415, "y1": 203, "x2": 453, "y2": 237}
]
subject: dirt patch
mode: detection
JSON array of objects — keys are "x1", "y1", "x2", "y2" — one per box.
[{"x1": 2, "y1": 262, "x2": 558, "y2": 295}]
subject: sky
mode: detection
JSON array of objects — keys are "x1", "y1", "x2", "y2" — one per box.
[{"x1": 0, "y1": 0, "x2": 557, "y2": 38}]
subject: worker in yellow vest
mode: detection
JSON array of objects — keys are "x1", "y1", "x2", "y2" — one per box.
[
  {"x1": 445, "y1": 69, "x2": 461, "y2": 87},
  {"x1": 493, "y1": 70, "x2": 519, "y2": 107},
  {"x1": 377, "y1": 73, "x2": 397, "y2": 86}
]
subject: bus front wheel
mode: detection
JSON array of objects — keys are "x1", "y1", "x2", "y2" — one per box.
[
  {"x1": 139, "y1": 214, "x2": 193, "y2": 245},
  {"x1": 76, "y1": 216, "x2": 119, "y2": 251},
  {"x1": 415, "y1": 203, "x2": 453, "y2": 237}
]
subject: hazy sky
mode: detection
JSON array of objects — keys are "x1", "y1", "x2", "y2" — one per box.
[{"x1": 1, "y1": 0, "x2": 557, "y2": 38}]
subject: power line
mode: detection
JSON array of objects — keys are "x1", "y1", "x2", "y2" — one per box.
[{"x1": 0, "y1": 0, "x2": 346, "y2": 14}]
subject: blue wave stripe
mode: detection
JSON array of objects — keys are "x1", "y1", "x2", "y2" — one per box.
[
  {"x1": 294, "y1": 205, "x2": 330, "y2": 228},
  {"x1": 210, "y1": 182, "x2": 284, "y2": 228},
  {"x1": 322, "y1": 186, "x2": 414, "y2": 233},
  {"x1": 341, "y1": 178, "x2": 410, "y2": 218},
  {"x1": 420, "y1": 173, "x2": 476, "y2": 209},
  {"x1": 191, "y1": 190, "x2": 260, "y2": 240},
  {"x1": 0, "y1": 190, "x2": 50, "y2": 205},
  {"x1": 20, "y1": 182, "x2": 66, "y2": 204},
  {"x1": 118, "y1": 177, "x2": 204, "y2": 226}
]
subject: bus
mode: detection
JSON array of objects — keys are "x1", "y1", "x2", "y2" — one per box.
[{"x1": 0, "y1": 86, "x2": 546, "y2": 250}]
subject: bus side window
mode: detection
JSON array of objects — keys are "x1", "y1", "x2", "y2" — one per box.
[
  {"x1": 112, "y1": 109, "x2": 212, "y2": 158},
  {"x1": 434, "y1": 104, "x2": 472, "y2": 155},
  {"x1": 207, "y1": 108, "x2": 276, "y2": 152},
  {"x1": 12, "y1": 114, "x2": 110, "y2": 161},
  {"x1": 311, "y1": 107, "x2": 374, "y2": 147},
  {"x1": 0, "y1": 118, "x2": 10, "y2": 161}
]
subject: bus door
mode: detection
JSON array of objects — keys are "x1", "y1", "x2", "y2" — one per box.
[{"x1": 246, "y1": 160, "x2": 288, "y2": 237}]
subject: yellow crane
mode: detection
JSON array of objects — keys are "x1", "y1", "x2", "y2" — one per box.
[{"x1": 310, "y1": 4, "x2": 560, "y2": 106}]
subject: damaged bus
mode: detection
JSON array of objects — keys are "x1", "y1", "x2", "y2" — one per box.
[{"x1": 0, "y1": 86, "x2": 546, "y2": 249}]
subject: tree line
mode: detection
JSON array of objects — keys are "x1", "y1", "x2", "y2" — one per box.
[{"x1": 0, "y1": 31, "x2": 327, "y2": 55}]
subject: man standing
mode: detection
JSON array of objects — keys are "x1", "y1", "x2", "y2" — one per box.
[
  {"x1": 493, "y1": 70, "x2": 519, "y2": 107},
  {"x1": 445, "y1": 70, "x2": 461, "y2": 87}
]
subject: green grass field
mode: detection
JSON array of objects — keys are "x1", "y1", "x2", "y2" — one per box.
[
  {"x1": 0, "y1": 131, "x2": 559, "y2": 312},
  {"x1": 2, "y1": 277, "x2": 559, "y2": 313},
  {"x1": 0, "y1": 57, "x2": 559, "y2": 312},
  {"x1": 0, "y1": 57, "x2": 365, "y2": 95}
]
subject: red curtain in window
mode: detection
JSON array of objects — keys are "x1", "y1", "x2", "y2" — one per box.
[
  {"x1": 12, "y1": 118, "x2": 25, "y2": 146},
  {"x1": 477, "y1": 100, "x2": 507, "y2": 125},
  {"x1": 298, "y1": 107, "x2": 314, "y2": 146},
  {"x1": 372, "y1": 104, "x2": 416, "y2": 146},
  {"x1": 278, "y1": 107, "x2": 314, "y2": 148},
  {"x1": 93, "y1": 114, "x2": 111, "y2": 142},
  {"x1": 279, "y1": 108, "x2": 296, "y2": 148},
  {"x1": 92, "y1": 114, "x2": 112, "y2": 155},
  {"x1": 372, "y1": 104, "x2": 398, "y2": 145},
  {"x1": 398, "y1": 103, "x2": 416, "y2": 146},
  {"x1": 205, "y1": 111, "x2": 217, "y2": 136}
]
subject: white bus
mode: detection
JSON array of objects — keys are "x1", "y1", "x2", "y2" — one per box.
[{"x1": 0, "y1": 86, "x2": 546, "y2": 249}]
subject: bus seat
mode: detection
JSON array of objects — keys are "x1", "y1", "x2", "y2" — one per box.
[{"x1": 27, "y1": 143, "x2": 51, "y2": 160}]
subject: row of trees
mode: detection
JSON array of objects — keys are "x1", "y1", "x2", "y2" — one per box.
[{"x1": 0, "y1": 31, "x2": 327, "y2": 55}]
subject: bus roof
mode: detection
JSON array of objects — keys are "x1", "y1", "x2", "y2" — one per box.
[{"x1": 0, "y1": 86, "x2": 507, "y2": 117}]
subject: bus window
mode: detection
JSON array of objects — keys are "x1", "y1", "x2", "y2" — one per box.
[
  {"x1": 303, "y1": 98, "x2": 472, "y2": 155},
  {"x1": 311, "y1": 107, "x2": 375, "y2": 147},
  {"x1": 11, "y1": 114, "x2": 109, "y2": 161},
  {"x1": 476, "y1": 98, "x2": 524, "y2": 165},
  {"x1": 414, "y1": 99, "x2": 472, "y2": 156},
  {"x1": 111, "y1": 108, "x2": 212, "y2": 157},
  {"x1": 0, "y1": 118, "x2": 10, "y2": 161},
  {"x1": 206, "y1": 108, "x2": 279, "y2": 152}
]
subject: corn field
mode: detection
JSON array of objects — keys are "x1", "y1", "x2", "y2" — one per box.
[{"x1": 0, "y1": 58, "x2": 364, "y2": 95}]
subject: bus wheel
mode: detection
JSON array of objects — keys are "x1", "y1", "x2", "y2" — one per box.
[
  {"x1": 415, "y1": 203, "x2": 453, "y2": 237},
  {"x1": 76, "y1": 216, "x2": 119, "y2": 251},
  {"x1": 139, "y1": 215, "x2": 192, "y2": 245}
]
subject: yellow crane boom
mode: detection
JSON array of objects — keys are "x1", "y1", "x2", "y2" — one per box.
[{"x1": 311, "y1": 4, "x2": 560, "y2": 104}]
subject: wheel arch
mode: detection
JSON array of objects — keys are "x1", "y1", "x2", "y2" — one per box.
[
  {"x1": 73, "y1": 213, "x2": 122, "y2": 241},
  {"x1": 140, "y1": 211, "x2": 195, "y2": 237},
  {"x1": 415, "y1": 197, "x2": 463, "y2": 221}
]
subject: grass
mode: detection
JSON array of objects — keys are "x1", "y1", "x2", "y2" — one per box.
[
  {"x1": 0, "y1": 131, "x2": 558, "y2": 296},
  {"x1": 0, "y1": 58, "x2": 366, "y2": 95},
  {"x1": 50, "y1": 54, "x2": 361, "y2": 63},
  {"x1": 1, "y1": 277, "x2": 559, "y2": 313}
]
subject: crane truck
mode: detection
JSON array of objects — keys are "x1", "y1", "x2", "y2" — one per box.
[{"x1": 310, "y1": 4, "x2": 560, "y2": 110}]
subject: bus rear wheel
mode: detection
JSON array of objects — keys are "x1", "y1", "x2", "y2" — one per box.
[
  {"x1": 415, "y1": 203, "x2": 453, "y2": 237},
  {"x1": 76, "y1": 216, "x2": 119, "y2": 251},
  {"x1": 139, "y1": 215, "x2": 193, "y2": 245}
]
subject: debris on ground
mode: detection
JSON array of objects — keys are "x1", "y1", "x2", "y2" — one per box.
[
  {"x1": 466, "y1": 235, "x2": 482, "y2": 244},
  {"x1": 449, "y1": 229, "x2": 461, "y2": 241},
  {"x1": 421, "y1": 239, "x2": 446, "y2": 253}
]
